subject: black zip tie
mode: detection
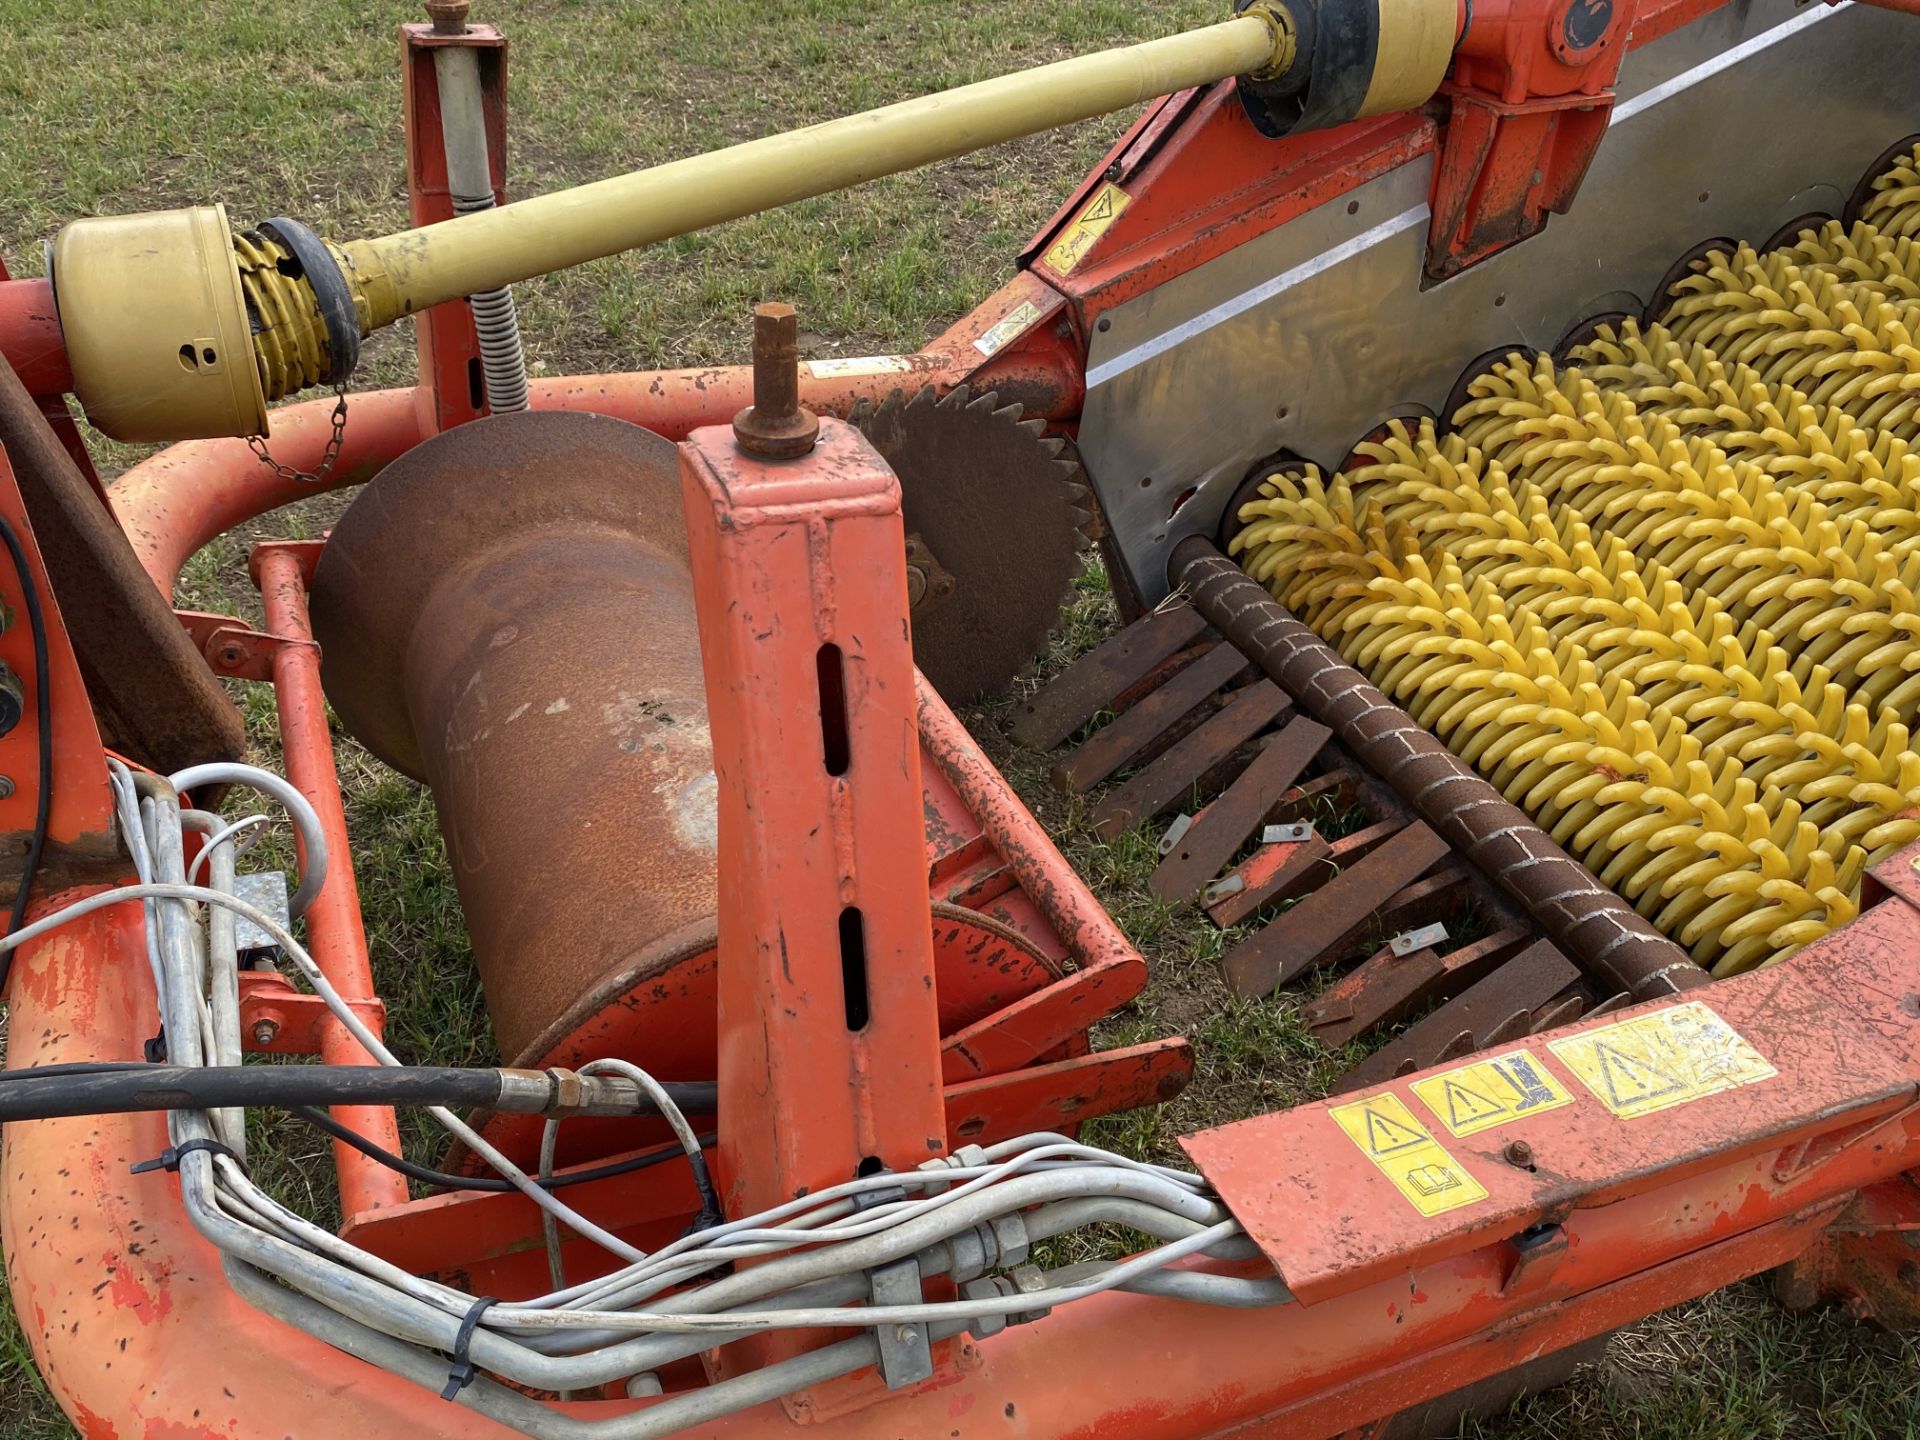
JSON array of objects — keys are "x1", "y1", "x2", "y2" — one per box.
[
  {"x1": 440, "y1": 1295, "x2": 499, "y2": 1401},
  {"x1": 131, "y1": 1137, "x2": 243, "y2": 1176}
]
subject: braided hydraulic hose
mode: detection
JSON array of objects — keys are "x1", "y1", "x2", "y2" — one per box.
[{"x1": 1231, "y1": 145, "x2": 1920, "y2": 975}]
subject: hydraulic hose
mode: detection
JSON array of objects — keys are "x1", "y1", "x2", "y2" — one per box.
[{"x1": 0, "y1": 1063, "x2": 717, "y2": 1124}]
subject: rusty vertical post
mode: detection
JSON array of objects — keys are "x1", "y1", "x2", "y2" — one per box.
[
  {"x1": 681, "y1": 307, "x2": 946, "y2": 1369},
  {"x1": 253, "y1": 545, "x2": 410, "y2": 1217},
  {"x1": 401, "y1": 3, "x2": 507, "y2": 435},
  {"x1": 1169, "y1": 536, "x2": 1705, "y2": 1000}
]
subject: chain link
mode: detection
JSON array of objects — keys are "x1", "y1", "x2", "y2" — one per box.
[{"x1": 247, "y1": 384, "x2": 350, "y2": 485}]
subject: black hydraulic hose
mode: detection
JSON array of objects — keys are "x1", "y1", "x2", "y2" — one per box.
[{"x1": 0, "y1": 1063, "x2": 719, "y2": 1124}]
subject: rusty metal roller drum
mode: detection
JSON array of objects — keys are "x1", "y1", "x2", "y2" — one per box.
[
  {"x1": 309, "y1": 410, "x2": 718, "y2": 1063},
  {"x1": 1167, "y1": 535, "x2": 1706, "y2": 1001}
]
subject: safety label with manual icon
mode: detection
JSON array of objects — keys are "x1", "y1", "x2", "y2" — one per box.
[
  {"x1": 1547, "y1": 1000, "x2": 1776, "y2": 1120},
  {"x1": 1042, "y1": 181, "x2": 1132, "y2": 274},
  {"x1": 1327, "y1": 1091, "x2": 1488, "y2": 1217},
  {"x1": 1409, "y1": 1049, "x2": 1574, "y2": 1138}
]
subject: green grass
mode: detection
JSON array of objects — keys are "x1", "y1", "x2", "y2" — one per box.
[{"x1": 3, "y1": 1, "x2": 1919, "y2": 1436}]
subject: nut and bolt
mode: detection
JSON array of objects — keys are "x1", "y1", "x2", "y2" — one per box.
[
  {"x1": 425, "y1": 0, "x2": 471, "y2": 34},
  {"x1": 906, "y1": 566, "x2": 928, "y2": 609},
  {"x1": 0, "y1": 776, "x2": 15, "y2": 801},
  {"x1": 732, "y1": 303, "x2": 820, "y2": 460},
  {"x1": 1503, "y1": 1140, "x2": 1535, "y2": 1168},
  {"x1": 893, "y1": 1324, "x2": 919, "y2": 1346},
  {"x1": 251, "y1": 1019, "x2": 280, "y2": 1047}
]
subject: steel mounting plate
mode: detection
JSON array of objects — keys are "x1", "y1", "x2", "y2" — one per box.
[{"x1": 1080, "y1": 0, "x2": 1920, "y2": 604}]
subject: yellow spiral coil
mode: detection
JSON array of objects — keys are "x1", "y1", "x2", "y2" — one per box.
[
  {"x1": 231, "y1": 229, "x2": 334, "y2": 404},
  {"x1": 1230, "y1": 146, "x2": 1920, "y2": 976}
]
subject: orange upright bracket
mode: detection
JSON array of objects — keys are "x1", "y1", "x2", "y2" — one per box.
[
  {"x1": 679, "y1": 415, "x2": 947, "y2": 1219},
  {"x1": 401, "y1": 20, "x2": 508, "y2": 435}
]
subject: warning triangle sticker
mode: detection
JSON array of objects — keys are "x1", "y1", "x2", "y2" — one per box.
[
  {"x1": 1592, "y1": 1040, "x2": 1685, "y2": 1108},
  {"x1": 1085, "y1": 191, "x2": 1114, "y2": 221},
  {"x1": 1442, "y1": 1079, "x2": 1509, "y2": 1130},
  {"x1": 1361, "y1": 1106, "x2": 1428, "y2": 1156}
]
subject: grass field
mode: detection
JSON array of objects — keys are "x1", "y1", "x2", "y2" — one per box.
[{"x1": 4, "y1": 2, "x2": 1920, "y2": 1436}]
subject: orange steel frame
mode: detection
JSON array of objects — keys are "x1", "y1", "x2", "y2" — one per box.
[
  {"x1": 9, "y1": 0, "x2": 1920, "y2": 1435},
  {"x1": 9, "y1": 396, "x2": 1920, "y2": 1436}
]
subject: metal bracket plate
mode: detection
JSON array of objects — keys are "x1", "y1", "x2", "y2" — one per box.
[{"x1": 1081, "y1": 0, "x2": 1920, "y2": 603}]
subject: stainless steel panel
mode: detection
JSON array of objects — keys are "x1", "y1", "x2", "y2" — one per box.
[{"x1": 1082, "y1": 0, "x2": 1920, "y2": 603}]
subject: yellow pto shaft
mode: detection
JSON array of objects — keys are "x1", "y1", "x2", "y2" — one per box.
[
  {"x1": 342, "y1": 14, "x2": 1290, "y2": 328},
  {"x1": 48, "y1": 10, "x2": 1295, "y2": 441}
]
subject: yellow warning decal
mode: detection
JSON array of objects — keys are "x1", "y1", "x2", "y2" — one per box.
[
  {"x1": 1042, "y1": 182, "x2": 1132, "y2": 275},
  {"x1": 1547, "y1": 1000, "x2": 1776, "y2": 1121},
  {"x1": 972, "y1": 299, "x2": 1044, "y2": 359},
  {"x1": 1327, "y1": 1092, "x2": 1489, "y2": 1217},
  {"x1": 807, "y1": 355, "x2": 913, "y2": 379},
  {"x1": 1410, "y1": 1049, "x2": 1574, "y2": 1138}
]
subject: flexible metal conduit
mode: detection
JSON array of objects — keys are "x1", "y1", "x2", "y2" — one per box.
[
  {"x1": 433, "y1": 44, "x2": 529, "y2": 412},
  {"x1": 1169, "y1": 536, "x2": 1707, "y2": 1000}
]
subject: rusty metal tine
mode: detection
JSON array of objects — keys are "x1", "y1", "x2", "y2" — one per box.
[
  {"x1": 1530, "y1": 996, "x2": 1587, "y2": 1032},
  {"x1": 1050, "y1": 641, "x2": 1249, "y2": 793},
  {"x1": 1335, "y1": 940, "x2": 1579, "y2": 1092},
  {"x1": 1303, "y1": 926, "x2": 1533, "y2": 1048},
  {"x1": 1374, "y1": 862, "x2": 1471, "y2": 938},
  {"x1": 1432, "y1": 1031, "x2": 1480, "y2": 1064},
  {"x1": 1204, "y1": 833, "x2": 1330, "y2": 929},
  {"x1": 1091, "y1": 679, "x2": 1292, "y2": 838},
  {"x1": 1148, "y1": 716, "x2": 1329, "y2": 902},
  {"x1": 1170, "y1": 539, "x2": 1705, "y2": 1001},
  {"x1": 1264, "y1": 768, "x2": 1358, "y2": 826},
  {"x1": 1479, "y1": 1009, "x2": 1535, "y2": 1048},
  {"x1": 1206, "y1": 817, "x2": 1399, "y2": 930},
  {"x1": 1221, "y1": 821, "x2": 1451, "y2": 998},
  {"x1": 1011, "y1": 603, "x2": 1210, "y2": 749}
]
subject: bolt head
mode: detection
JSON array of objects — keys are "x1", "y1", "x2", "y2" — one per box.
[
  {"x1": 251, "y1": 1020, "x2": 279, "y2": 1047},
  {"x1": 1503, "y1": 1140, "x2": 1534, "y2": 1167},
  {"x1": 425, "y1": 0, "x2": 471, "y2": 34},
  {"x1": 0, "y1": 775, "x2": 15, "y2": 801}
]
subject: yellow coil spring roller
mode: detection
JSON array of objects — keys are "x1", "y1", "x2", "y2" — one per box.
[
  {"x1": 1241, "y1": 503, "x2": 1863, "y2": 972},
  {"x1": 1860, "y1": 142, "x2": 1920, "y2": 241},
  {"x1": 1231, "y1": 150, "x2": 1920, "y2": 975}
]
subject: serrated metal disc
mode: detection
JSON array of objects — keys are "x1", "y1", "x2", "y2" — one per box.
[{"x1": 852, "y1": 384, "x2": 1092, "y2": 702}]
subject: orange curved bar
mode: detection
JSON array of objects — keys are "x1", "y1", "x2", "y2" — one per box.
[{"x1": 3, "y1": 887, "x2": 1901, "y2": 1438}]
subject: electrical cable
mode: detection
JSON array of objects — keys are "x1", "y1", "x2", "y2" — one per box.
[
  {"x1": 288, "y1": 1105, "x2": 718, "y2": 1194},
  {"x1": 27, "y1": 715, "x2": 1266, "y2": 1430},
  {"x1": 0, "y1": 511, "x2": 53, "y2": 997}
]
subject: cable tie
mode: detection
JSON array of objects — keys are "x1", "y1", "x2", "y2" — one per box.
[
  {"x1": 440, "y1": 1295, "x2": 499, "y2": 1401},
  {"x1": 131, "y1": 1137, "x2": 243, "y2": 1176}
]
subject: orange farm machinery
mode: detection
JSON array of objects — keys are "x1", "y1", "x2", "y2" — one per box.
[{"x1": 4, "y1": 0, "x2": 1920, "y2": 1435}]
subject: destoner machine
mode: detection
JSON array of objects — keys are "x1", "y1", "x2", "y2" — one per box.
[{"x1": 3, "y1": 0, "x2": 1920, "y2": 1435}]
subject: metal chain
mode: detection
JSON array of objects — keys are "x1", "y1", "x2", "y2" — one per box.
[{"x1": 247, "y1": 383, "x2": 349, "y2": 485}]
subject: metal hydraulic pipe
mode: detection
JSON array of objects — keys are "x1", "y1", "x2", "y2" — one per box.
[
  {"x1": 336, "y1": 13, "x2": 1289, "y2": 328},
  {"x1": 1168, "y1": 536, "x2": 1707, "y2": 1001}
]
